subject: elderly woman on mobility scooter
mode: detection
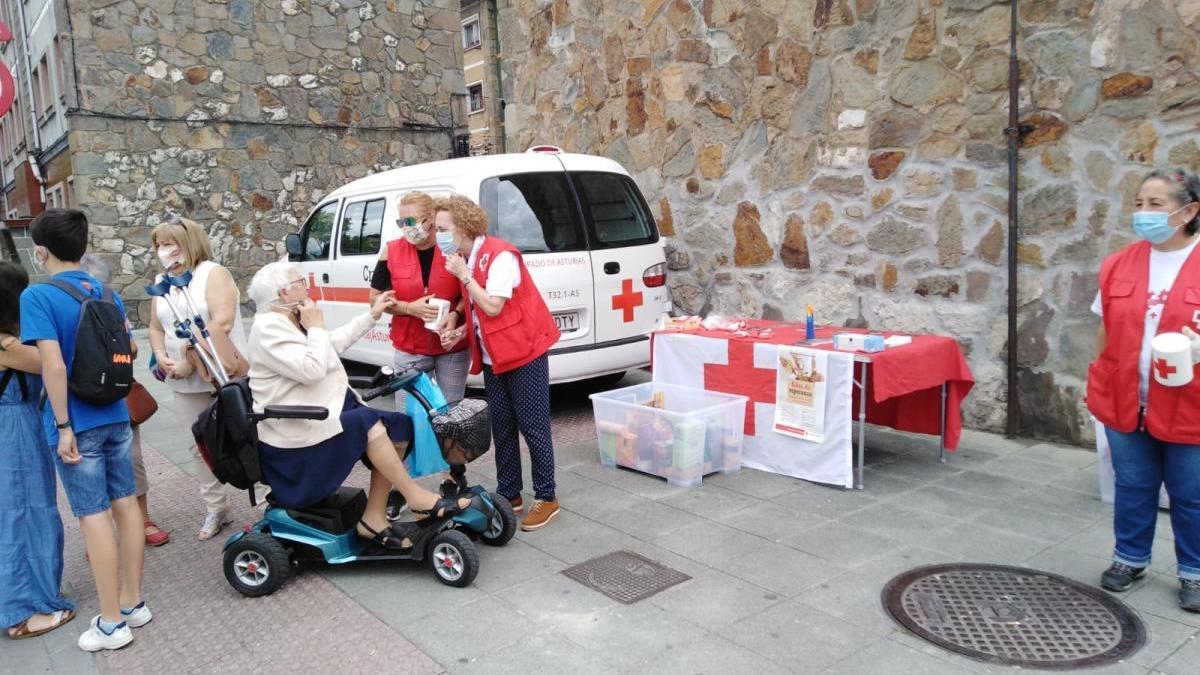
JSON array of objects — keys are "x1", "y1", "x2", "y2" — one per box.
[{"x1": 244, "y1": 262, "x2": 471, "y2": 551}]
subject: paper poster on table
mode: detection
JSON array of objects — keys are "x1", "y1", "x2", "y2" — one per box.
[{"x1": 773, "y1": 346, "x2": 828, "y2": 442}]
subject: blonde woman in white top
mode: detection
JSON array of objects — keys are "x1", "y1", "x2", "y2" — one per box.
[
  {"x1": 146, "y1": 217, "x2": 248, "y2": 540},
  {"x1": 245, "y1": 262, "x2": 469, "y2": 550}
]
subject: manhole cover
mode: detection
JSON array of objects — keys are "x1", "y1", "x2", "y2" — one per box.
[
  {"x1": 562, "y1": 550, "x2": 690, "y2": 604},
  {"x1": 883, "y1": 564, "x2": 1145, "y2": 670}
]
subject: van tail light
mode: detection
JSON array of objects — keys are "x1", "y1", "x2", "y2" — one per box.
[
  {"x1": 527, "y1": 145, "x2": 563, "y2": 154},
  {"x1": 642, "y1": 263, "x2": 667, "y2": 288}
]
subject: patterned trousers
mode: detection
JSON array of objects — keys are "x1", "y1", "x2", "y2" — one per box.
[{"x1": 483, "y1": 354, "x2": 556, "y2": 501}]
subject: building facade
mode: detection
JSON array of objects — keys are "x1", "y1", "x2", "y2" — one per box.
[
  {"x1": 496, "y1": 0, "x2": 1200, "y2": 445},
  {"x1": 459, "y1": 0, "x2": 504, "y2": 154},
  {"x1": 0, "y1": 0, "x2": 465, "y2": 322}
]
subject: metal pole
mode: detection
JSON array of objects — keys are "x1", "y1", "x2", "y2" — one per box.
[
  {"x1": 857, "y1": 362, "x2": 868, "y2": 490},
  {"x1": 1004, "y1": 0, "x2": 1021, "y2": 438},
  {"x1": 939, "y1": 382, "x2": 947, "y2": 463}
]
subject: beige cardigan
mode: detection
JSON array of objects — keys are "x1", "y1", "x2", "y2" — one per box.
[{"x1": 247, "y1": 310, "x2": 375, "y2": 448}]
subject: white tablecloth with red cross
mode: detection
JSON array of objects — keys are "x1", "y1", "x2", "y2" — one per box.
[{"x1": 651, "y1": 331, "x2": 857, "y2": 488}]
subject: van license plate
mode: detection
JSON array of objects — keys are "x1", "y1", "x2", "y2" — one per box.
[{"x1": 553, "y1": 312, "x2": 580, "y2": 333}]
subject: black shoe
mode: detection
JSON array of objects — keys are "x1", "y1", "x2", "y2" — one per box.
[
  {"x1": 1181, "y1": 579, "x2": 1200, "y2": 612},
  {"x1": 1101, "y1": 562, "x2": 1146, "y2": 592}
]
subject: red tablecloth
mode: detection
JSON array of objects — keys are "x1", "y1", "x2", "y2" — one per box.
[{"x1": 652, "y1": 320, "x2": 975, "y2": 450}]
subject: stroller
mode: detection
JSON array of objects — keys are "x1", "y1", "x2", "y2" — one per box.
[{"x1": 151, "y1": 277, "x2": 516, "y2": 596}]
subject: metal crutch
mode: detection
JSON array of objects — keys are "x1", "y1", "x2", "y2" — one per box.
[
  {"x1": 144, "y1": 278, "x2": 229, "y2": 388},
  {"x1": 164, "y1": 271, "x2": 232, "y2": 384}
]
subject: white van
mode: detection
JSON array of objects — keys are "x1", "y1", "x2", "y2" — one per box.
[{"x1": 283, "y1": 149, "x2": 671, "y2": 385}]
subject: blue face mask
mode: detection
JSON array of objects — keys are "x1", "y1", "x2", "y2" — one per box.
[
  {"x1": 1132, "y1": 207, "x2": 1185, "y2": 244},
  {"x1": 436, "y1": 231, "x2": 459, "y2": 255}
]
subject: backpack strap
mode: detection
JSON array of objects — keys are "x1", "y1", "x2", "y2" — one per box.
[
  {"x1": 45, "y1": 278, "x2": 91, "y2": 304},
  {"x1": 0, "y1": 369, "x2": 29, "y2": 401}
]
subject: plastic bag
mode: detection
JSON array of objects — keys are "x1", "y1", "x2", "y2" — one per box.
[{"x1": 404, "y1": 375, "x2": 450, "y2": 478}]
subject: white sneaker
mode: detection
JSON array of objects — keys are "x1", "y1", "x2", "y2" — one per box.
[
  {"x1": 199, "y1": 508, "x2": 230, "y2": 541},
  {"x1": 78, "y1": 616, "x2": 133, "y2": 652},
  {"x1": 121, "y1": 602, "x2": 153, "y2": 628}
]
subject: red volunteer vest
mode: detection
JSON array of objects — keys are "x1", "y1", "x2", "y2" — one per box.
[
  {"x1": 385, "y1": 238, "x2": 464, "y2": 356},
  {"x1": 1087, "y1": 240, "x2": 1200, "y2": 443},
  {"x1": 460, "y1": 237, "x2": 560, "y2": 375}
]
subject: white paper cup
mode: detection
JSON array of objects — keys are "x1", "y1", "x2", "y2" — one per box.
[
  {"x1": 1150, "y1": 332, "x2": 1193, "y2": 387},
  {"x1": 424, "y1": 298, "x2": 450, "y2": 331}
]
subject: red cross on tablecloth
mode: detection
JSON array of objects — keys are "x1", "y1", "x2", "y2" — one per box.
[
  {"x1": 1154, "y1": 358, "x2": 1177, "y2": 380},
  {"x1": 611, "y1": 278, "x2": 643, "y2": 323},
  {"x1": 703, "y1": 340, "x2": 776, "y2": 436}
]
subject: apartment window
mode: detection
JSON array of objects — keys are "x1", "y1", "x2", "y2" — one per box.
[
  {"x1": 31, "y1": 65, "x2": 43, "y2": 119},
  {"x1": 467, "y1": 83, "x2": 484, "y2": 114},
  {"x1": 38, "y1": 55, "x2": 53, "y2": 117},
  {"x1": 462, "y1": 16, "x2": 481, "y2": 49},
  {"x1": 45, "y1": 182, "x2": 64, "y2": 209},
  {"x1": 54, "y1": 37, "x2": 67, "y2": 102}
]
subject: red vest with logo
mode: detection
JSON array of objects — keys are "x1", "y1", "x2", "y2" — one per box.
[
  {"x1": 1087, "y1": 240, "x2": 1200, "y2": 442},
  {"x1": 385, "y1": 238, "x2": 464, "y2": 356},
  {"x1": 461, "y1": 237, "x2": 560, "y2": 375}
]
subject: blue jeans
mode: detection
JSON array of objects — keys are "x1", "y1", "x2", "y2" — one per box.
[
  {"x1": 1106, "y1": 425, "x2": 1200, "y2": 581},
  {"x1": 54, "y1": 422, "x2": 136, "y2": 518}
]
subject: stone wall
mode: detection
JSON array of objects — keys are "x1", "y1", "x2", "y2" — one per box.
[
  {"x1": 66, "y1": 0, "x2": 463, "y2": 324},
  {"x1": 496, "y1": 0, "x2": 1200, "y2": 444}
]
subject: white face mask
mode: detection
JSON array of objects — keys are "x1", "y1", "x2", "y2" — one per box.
[
  {"x1": 30, "y1": 246, "x2": 48, "y2": 274},
  {"x1": 402, "y1": 223, "x2": 428, "y2": 245},
  {"x1": 157, "y1": 245, "x2": 182, "y2": 270}
]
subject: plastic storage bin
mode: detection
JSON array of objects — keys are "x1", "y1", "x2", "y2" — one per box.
[{"x1": 589, "y1": 382, "x2": 747, "y2": 488}]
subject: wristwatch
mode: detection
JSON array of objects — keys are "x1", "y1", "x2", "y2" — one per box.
[{"x1": 56, "y1": 418, "x2": 72, "y2": 430}]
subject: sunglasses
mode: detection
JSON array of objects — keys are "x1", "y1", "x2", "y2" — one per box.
[{"x1": 397, "y1": 216, "x2": 427, "y2": 228}]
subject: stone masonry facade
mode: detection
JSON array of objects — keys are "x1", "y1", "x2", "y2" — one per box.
[
  {"x1": 496, "y1": 0, "x2": 1200, "y2": 444},
  {"x1": 65, "y1": 0, "x2": 463, "y2": 325}
]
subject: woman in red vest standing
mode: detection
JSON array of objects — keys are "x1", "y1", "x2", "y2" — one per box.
[
  {"x1": 1088, "y1": 168, "x2": 1200, "y2": 612},
  {"x1": 369, "y1": 192, "x2": 470, "y2": 406},
  {"x1": 434, "y1": 195, "x2": 562, "y2": 532}
]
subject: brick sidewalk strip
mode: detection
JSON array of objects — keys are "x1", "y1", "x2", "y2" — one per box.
[{"x1": 56, "y1": 442, "x2": 444, "y2": 674}]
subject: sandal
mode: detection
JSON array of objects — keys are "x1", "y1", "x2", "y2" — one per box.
[
  {"x1": 144, "y1": 521, "x2": 170, "y2": 547},
  {"x1": 357, "y1": 520, "x2": 415, "y2": 552},
  {"x1": 8, "y1": 609, "x2": 76, "y2": 640},
  {"x1": 411, "y1": 495, "x2": 470, "y2": 521}
]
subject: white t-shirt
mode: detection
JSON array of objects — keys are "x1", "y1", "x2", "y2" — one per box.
[
  {"x1": 466, "y1": 237, "x2": 520, "y2": 366},
  {"x1": 1092, "y1": 237, "x2": 1200, "y2": 404}
]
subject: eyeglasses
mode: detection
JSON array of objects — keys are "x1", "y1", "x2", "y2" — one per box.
[
  {"x1": 284, "y1": 277, "x2": 308, "y2": 291},
  {"x1": 397, "y1": 216, "x2": 423, "y2": 228}
]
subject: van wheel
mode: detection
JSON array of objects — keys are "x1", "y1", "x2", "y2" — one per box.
[{"x1": 591, "y1": 372, "x2": 626, "y2": 389}]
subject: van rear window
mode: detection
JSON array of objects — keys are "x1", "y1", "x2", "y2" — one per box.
[
  {"x1": 571, "y1": 172, "x2": 658, "y2": 249},
  {"x1": 480, "y1": 173, "x2": 586, "y2": 254}
]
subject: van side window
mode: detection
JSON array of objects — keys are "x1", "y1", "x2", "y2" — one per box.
[
  {"x1": 571, "y1": 172, "x2": 658, "y2": 249},
  {"x1": 339, "y1": 197, "x2": 386, "y2": 257},
  {"x1": 480, "y1": 173, "x2": 586, "y2": 254},
  {"x1": 301, "y1": 201, "x2": 338, "y2": 261}
]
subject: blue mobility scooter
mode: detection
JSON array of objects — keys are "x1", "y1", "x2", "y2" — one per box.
[{"x1": 192, "y1": 367, "x2": 517, "y2": 597}]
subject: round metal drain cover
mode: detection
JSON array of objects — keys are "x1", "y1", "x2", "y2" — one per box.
[{"x1": 883, "y1": 564, "x2": 1145, "y2": 670}]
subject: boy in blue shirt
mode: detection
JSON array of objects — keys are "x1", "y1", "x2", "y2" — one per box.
[{"x1": 20, "y1": 209, "x2": 151, "y2": 652}]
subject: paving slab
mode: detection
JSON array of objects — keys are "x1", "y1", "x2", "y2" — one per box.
[{"x1": 719, "y1": 599, "x2": 883, "y2": 671}]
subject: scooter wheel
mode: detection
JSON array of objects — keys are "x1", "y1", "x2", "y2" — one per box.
[
  {"x1": 224, "y1": 533, "x2": 290, "y2": 597},
  {"x1": 428, "y1": 530, "x2": 479, "y2": 587},
  {"x1": 479, "y1": 491, "x2": 517, "y2": 547}
]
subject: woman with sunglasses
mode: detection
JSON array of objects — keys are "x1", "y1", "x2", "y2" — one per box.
[{"x1": 368, "y1": 192, "x2": 470, "y2": 407}]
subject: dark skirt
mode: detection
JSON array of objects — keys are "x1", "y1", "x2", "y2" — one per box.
[{"x1": 259, "y1": 389, "x2": 413, "y2": 509}]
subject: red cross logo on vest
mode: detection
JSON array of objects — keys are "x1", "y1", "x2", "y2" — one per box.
[
  {"x1": 703, "y1": 340, "x2": 776, "y2": 436},
  {"x1": 1154, "y1": 357, "x2": 1177, "y2": 380},
  {"x1": 611, "y1": 279, "x2": 643, "y2": 323}
]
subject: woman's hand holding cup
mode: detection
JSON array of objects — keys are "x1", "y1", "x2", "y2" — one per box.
[{"x1": 405, "y1": 294, "x2": 441, "y2": 322}]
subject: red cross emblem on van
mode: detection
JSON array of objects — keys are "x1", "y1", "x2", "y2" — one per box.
[{"x1": 611, "y1": 279, "x2": 643, "y2": 323}]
